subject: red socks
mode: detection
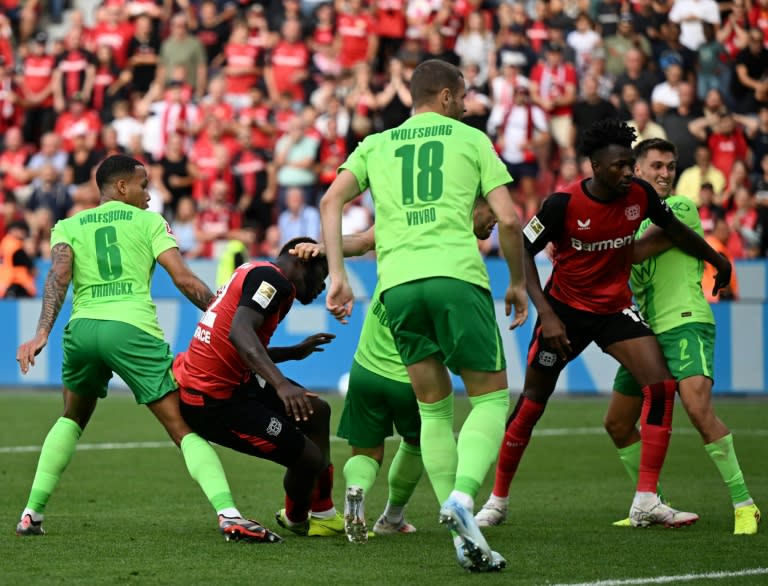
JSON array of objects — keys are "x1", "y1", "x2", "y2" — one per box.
[
  {"x1": 492, "y1": 397, "x2": 546, "y2": 498},
  {"x1": 637, "y1": 380, "x2": 676, "y2": 493},
  {"x1": 311, "y1": 463, "x2": 334, "y2": 513}
]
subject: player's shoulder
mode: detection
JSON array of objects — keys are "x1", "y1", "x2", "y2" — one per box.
[
  {"x1": 630, "y1": 176, "x2": 656, "y2": 197},
  {"x1": 243, "y1": 261, "x2": 292, "y2": 288}
]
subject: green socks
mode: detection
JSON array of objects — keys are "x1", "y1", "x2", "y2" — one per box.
[
  {"x1": 417, "y1": 395, "x2": 457, "y2": 504},
  {"x1": 455, "y1": 389, "x2": 509, "y2": 498},
  {"x1": 25, "y1": 417, "x2": 82, "y2": 513},
  {"x1": 388, "y1": 441, "x2": 423, "y2": 507},
  {"x1": 704, "y1": 434, "x2": 752, "y2": 506},
  {"x1": 180, "y1": 433, "x2": 236, "y2": 512},
  {"x1": 343, "y1": 454, "x2": 380, "y2": 494}
]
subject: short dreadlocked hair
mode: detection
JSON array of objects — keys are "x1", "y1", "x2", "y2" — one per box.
[{"x1": 577, "y1": 119, "x2": 637, "y2": 159}]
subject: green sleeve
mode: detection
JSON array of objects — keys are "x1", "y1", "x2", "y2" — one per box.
[
  {"x1": 49, "y1": 219, "x2": 71, "y2": 249},
  {"x1": 151, "y1": 215, "x2": 179, "y2": 259},
  {"x1": 673, "y1": 199, "x2": 703, "y2": 232},
  {"x1": 339, "y1": 136, "x2": 372, "y2": 193},
  {"x1": 476, "y1": 133, "x2": 513, "y2": 196}
]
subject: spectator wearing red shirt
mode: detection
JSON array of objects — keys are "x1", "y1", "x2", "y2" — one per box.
[
  {"x1": 194, "y1": 76, "x2": 236, "y2": 138},
  {"x1": 231, "y1": 127, "x2": 276, "y2": 236},
  {"x1": 239, "y1": 83, "x2": 276, "y2": 150},
  {"x1": 749, "y1": 0, "x2": 768, "y2": 45},
  {"x1": 689, "y1": 109, "x2": 750, "y2": 177},
  {"x1": 374, "y1": 0, "x2": 407, "y2": 67},
  {"x1": 0, "y1": 57, "x2": 21, "y2": 141},
  {"x1": 20, "y1": 32, "x2": 56, "y2": 145},
  {"x1": 90, "y1": 4, "x2": 134, "y2": 69},
  {"x1": 530, "y1": 41, "x2": 578, "y2": 151},
  {"x1": 91, "y1": 44, "x2": 131, "y2": 123},
  {"x1": 52, "y1": 27, "x2": 96, "y2": 113},
  {"x1": 0, "y1": 127, "x2": 31, "y2": 196},
  {"x1": 189, "y1": 120, "x2": 238, "y2": 203},
  {"x1": 316, "y1": 116, "x2": 347, "y2": 194},
  {"x1": 718, "y1": 0, "x2": 750, "y2": 59},
  {"x1": 54, "y1": 93, "x2": 102, "y2": 153},
  {"x1": 0, "y1": 14, "x2": 15, "y2": 68},
  {"x1": 194, "y1": 179, "x2": 247, "y2": 259},
  {"x1": 335, "y1": 0, "x2": 378, "y2": 71},
  {"x1": 146, "y1": 79, "x2": 199, "y2": 161},
  {"x1": 265, "y1": 17, "x2": 311, "y2": 104},
  {"x1": 309, "y1": 2, "x2": 340, "y2": 78},
  {"x1": 223, "y1": 21, "x2": 262, "y2": 111},
  {"x1": 726, "y1": 186, "x2": 760, "y2": 258}
]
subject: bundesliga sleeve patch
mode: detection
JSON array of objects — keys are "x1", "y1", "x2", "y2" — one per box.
[
  {"x1": 523, "y1": 216, "x2": 545, "y2": 242},
  {"x1": 252, "y1": 281, "x2": 277, "y2": 308}
]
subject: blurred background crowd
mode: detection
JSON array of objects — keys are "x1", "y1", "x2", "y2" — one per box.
[{"x1": 0, "y1": 0, "x2": 767, "y2": 298}]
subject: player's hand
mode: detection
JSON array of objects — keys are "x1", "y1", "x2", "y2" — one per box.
[
  {"x1": 712, "y1": 253, "x2": 732, "y2": 297},
  {"x1": 16, "y1": 333, "x2": 48, "y2": 374},
  {"x1": 539, "y1": 311, "x2": 571, "y2": 361},
  {"x1": 505, "y1": 283, "x2": 529, "y2": 329},
  {"x1": 276, "y1": 381, "x2": 318, "y2": 422},
  {"x1": 289, "y1": 242, "x2": 325, "y2": 260},
  {"x1": 293, "y1": 333, "x2": 335, "y2": 359},
  {"x1": 326, "y1": 279, "x2": 354, "y2": 324}
]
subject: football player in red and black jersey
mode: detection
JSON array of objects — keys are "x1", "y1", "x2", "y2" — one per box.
[
  {"x1": 175, "y1": 237, "x2": 345, "y2": 537},
  {"x1": 476, "y1": 119, "x2": 733, "y2": 529}
]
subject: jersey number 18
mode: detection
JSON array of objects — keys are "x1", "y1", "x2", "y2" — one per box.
[{"x1": 395, "y1": 141, "x2": 444, "y2": 205}]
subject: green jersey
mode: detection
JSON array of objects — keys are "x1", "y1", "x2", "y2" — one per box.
[
  {"x1": 631, "y1": 195, "x2": 714, "y2": 334},
  {"x1": 354, "y1": 282, "x2": 410, "y2": 383},
  {"x1": 50, "y1": 200, "x2": 178, "y2": 340},
  {"x1": 340, "y1": 112, "x2": 511, "y2": 293}
]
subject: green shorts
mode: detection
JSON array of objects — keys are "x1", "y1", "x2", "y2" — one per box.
[
  {"x1": 382, "y1": 277, "x2": 506, "y2": 375},
  {"x1": 613, "y1": 322, "x2": 715, "y2": 396},
  {"x1": 62, "y1": 318, "x2": 177, "y2": 404},
  {"x1": 337, "y1": 360, "x2": 420, "y2": 448}
]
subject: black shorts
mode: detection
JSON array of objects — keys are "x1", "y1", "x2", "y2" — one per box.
[
  {"x1": 527, "y1": 294, "x2": 654, "y2": 373},
  {"x1": 179, "y1": 377, "x2": 306, "y2": 467}
]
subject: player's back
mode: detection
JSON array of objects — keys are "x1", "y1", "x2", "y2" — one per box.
[
  {"x1": 51, "y1": 200, "x2": 177, "y2": 340},
  {"x1": 348, "y1": 112, "x2": 510, "y2": 293},
  {"x1": 631, "y1": 195, "x2": 714, "y2": 333}
]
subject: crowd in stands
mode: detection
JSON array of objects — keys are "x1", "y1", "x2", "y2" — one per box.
[{"x1": 1, "y1": 0, "x2": 768, "y2": 296}]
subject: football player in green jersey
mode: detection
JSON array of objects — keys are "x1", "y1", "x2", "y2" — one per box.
[
  {"x1": 15, "y1": 155, "x2": 278, "y2": 543},
  {"x1": 606, "y1": 138, "x2": 760, "y2": 535},
  {"x1": 320, "y1": 59, "x2": 528, "y2": 572}
]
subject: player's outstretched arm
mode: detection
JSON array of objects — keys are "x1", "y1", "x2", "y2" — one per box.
[
  {"x1": 157, "y1": 247, "x2": 215, "y2": 311},
  {"x1": 230, "y1": 306, "x2": 317, "y2": 421},
  {"x1": 661, "y1": 217, "x2": 732, "y2": 295},
  {"x1": 524, "y1": 252, "x2": 571, "y2": 360},
  {"x1": 319, "y1": 170, "x2": 362, "y2": 323},
  {"x1": 632, "y1": 225, "x2": 673, "y2": 263},
  {"x1": 289, "y1": 227, "x2": 376, "y2": 260},
  {"x1": 487, "y1": 185, "x2": 528, "y2": 328},
  {"x1": 17, "y1": 242, "x2": 73, "y2": 374}
]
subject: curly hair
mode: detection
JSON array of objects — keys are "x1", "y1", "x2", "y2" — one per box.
[{"x1": 577, "y1": 119, "x2": 637, "y2": 159}]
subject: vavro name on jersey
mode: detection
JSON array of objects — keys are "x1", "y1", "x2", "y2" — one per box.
[
  {"x1": 406, "y1": 207, "x2": 437, "y2": 226},
  {"x1": 571, "y1": 234, "x2": 633, "y2": 251}
]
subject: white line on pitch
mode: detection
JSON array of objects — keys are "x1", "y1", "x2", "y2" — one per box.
[
  {"x1": 1, "y1": 427, "x2": 767, "y2": 454},
  {"x1": 548, "y1": 567, "x2": 768, "y2": 586}
]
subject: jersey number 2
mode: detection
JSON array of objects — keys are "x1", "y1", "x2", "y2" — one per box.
[
  {"x1": 94, "y1": 226, "x2": 123, "y2": 281},
  {"x1": 395, "y1": 141, "x2": 444, "y2": 205}
]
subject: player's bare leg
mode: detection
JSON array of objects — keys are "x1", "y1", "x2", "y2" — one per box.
[{"x1": 679, "y1": 375, "x2": 759, "y2": 534}]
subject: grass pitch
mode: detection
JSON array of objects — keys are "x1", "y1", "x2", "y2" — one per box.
[{"x1": 1, "y1": 391, "x2": 766, "y2": 585}]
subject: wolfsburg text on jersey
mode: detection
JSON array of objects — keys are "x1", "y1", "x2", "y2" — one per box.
[
  {"x1": 390, "y1": 125, "x2": 453, "y2": 140},
  {"x1": 79, "y1": 210, "x2": 134, "y2": 225},
  {"x1": 570, "y1": 234, "x2": 634, "y2": 251}
]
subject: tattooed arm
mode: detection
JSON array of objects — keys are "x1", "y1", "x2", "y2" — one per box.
[
  {"x1": 157, "y1": 247, "x2": 215, "y2": 311},
  {"x1": 16, "y1": 243, "x2": 73, "y2": 374}
]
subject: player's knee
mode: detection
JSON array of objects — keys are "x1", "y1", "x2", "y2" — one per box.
[
  {"x1": 294, "y1": 437, "x2": 326, "y2": 475},
  {"x1": 603, "y1": 413, "x2": 634, "y2": 444},
  {"x1": 309, "y1": 396, "x2": 331, "y2": 423}
]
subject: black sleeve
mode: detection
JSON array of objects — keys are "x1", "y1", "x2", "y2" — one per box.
[
  {"x1": 238, "y1": 265, "x2": 293, "y2": 316},
  {"x1": 523, "y1": 192, "x2": 570, "y2": 256},
  {"x1": 12, "y1": 249, "x2": 34, "y2": 269},
  {"x1": 637, "y1": 178, "x2": 675, "y2": 228}
]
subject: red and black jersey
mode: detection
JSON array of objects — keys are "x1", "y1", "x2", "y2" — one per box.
[
  {"x1": 55, "y1": 48, "x2": 95, "y2": 100},
  {"x1": 524, "y1": 178, "x2": 674, "y2": 314},
  {"x1": 173, "y1": 262, "x2": 296, "y2": 399}
]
